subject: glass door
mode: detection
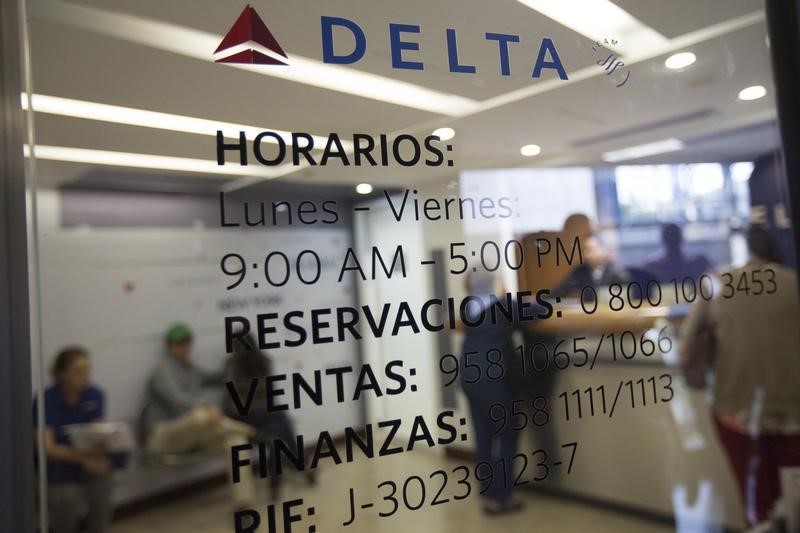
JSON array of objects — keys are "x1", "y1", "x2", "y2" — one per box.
[{"x1": 20, "y1": 1, "x2": 800, "y2": 532}]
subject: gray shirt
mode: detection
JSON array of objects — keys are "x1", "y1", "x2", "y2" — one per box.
[{"x1": 140, "y1": 356, "x2": 221, "y2": 437}]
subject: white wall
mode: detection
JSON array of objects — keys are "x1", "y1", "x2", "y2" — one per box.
[
  {"x1": 32, "y1": 189, "x2": 362, "y2": 437},
  {"x1": 354, "y1": 197, "x2": 440, "y2": 436}
]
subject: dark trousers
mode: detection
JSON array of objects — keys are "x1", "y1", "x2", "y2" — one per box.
[
  {"x1": 512, "y1": 369, "x2": 559, "y2": 465},
  {"x1": 714, "y1": 415, "x2": 800, "y2": 526},
  {"x1": 234, "y1": 410, "x2": 297, "y2": 489},
  {"x1": 464, "y1": 380, "x2": 519, "y2": 504}
]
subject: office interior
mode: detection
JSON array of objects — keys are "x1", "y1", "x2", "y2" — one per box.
[{"x1": 16, "y1": 0, "x2": 799, "y2": 532}]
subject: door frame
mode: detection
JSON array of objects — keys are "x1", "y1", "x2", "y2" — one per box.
[
  {"x1": 767, "y1": 1, "x2": 800, "y2": 272},
  {"x1": 0, "y1": 0, "x2": 34, "y2": 531}
]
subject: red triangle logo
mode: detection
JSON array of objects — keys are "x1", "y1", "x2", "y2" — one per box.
[{"x1": 215, "y1": 5, "x2": 288, "y2": 65}]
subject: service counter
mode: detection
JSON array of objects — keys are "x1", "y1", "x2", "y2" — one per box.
[
  {"x1": 532, "y1": 303, "x2": 743, "y2": 529},
  {"x1": 455, "y1": 305, "x2": 745, "y2": 530}
]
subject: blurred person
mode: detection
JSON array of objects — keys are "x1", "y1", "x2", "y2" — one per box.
[
  {"x1": 223, "y1": 333, "x2": 315, "y2": 498},
  {"x1": 460, "y1": 270, "x2": 523, "y2": 514},
  {"x1": 33, "y1": 346, "x2": 112, "y2": 533},
  {"x1": 140, "y1": 323, "x2": 256, "y2": 510},
  {"x1": 555, "y1": 231, "x2": 631, "y2": 296},
  {"x1": 563, "y1": 213, "x2": 592, "y2": 241},
  {"x1": 522, "y1": 215, "x2": 623, "y2": 473},
  {"x1": 644, "y1": 223, "x2": 711, "y2": 282},
  {"x1": 680, "y1": 225, "x2": 800, "y2": 526}
]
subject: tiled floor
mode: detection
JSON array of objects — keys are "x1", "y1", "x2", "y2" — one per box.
[{"x1": 110, "y1": 450, "x2": 675, "y2": 533}]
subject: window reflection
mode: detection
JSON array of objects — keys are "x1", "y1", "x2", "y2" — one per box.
[{"x1": 22, "y1": 1, "x2": 800, "y2": 532}]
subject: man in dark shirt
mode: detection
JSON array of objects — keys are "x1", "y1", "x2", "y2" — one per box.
[
  {"x1": 644, "y1": 223, "x2": 711, "y2": 282},
  {"x1": 555, "y1": 232, "x2": 630, "y2": 295}
]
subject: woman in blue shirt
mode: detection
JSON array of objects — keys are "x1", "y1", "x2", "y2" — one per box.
[{"x1": 34, "y1": 346, "x2": 112, "y2": 533}]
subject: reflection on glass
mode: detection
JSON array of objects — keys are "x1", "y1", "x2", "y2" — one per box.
[
  {"x1": 22, "y1": 1, "x2": 799, "y2": 532},
  {"x1": 681, "y1": 226, "x2": 800, "y2": 527}
]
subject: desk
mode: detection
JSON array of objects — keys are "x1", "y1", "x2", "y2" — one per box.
[{"x1": 517, "y1": 312, "x2": 744, "y2": 530}]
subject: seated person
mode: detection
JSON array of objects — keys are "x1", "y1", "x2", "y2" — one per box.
[
  {"x1": 223, "y1": 333, "x2": 315, "y2": 497},
  {"x1": 644, "y1": 223, "x2": 711, "y2": 282},
  {"x1": 33, "y1": 346, "x2": 112, "y2": 533},
  {"x1": 140, "y1": 323, "x2": 256, "y2": 510}
]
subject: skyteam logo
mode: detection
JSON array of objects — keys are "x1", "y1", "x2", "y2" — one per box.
[
  {"x1": 215, "y1": 5, "x2": 568, "y2": 80},
  {"x1": 215, "y1": 5, "x2": 288, "y2": 65}
]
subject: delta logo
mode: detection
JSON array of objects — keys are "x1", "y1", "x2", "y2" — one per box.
[
  {"x1": 214, "y1": 4, "x2": 288, "y2": 65},
  {"x1": 215, "y1": 5, "x2": 568, "y2": 80}
]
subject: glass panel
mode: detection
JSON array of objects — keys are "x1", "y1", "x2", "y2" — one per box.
[{"x1": 23, "y1": 1, "x2": 799, "y2": 532}]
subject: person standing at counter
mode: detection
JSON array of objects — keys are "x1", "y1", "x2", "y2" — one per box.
[
  {"x1": 555, "y1": 231, "x2": 631, "y2": 296},
  {"x1": 33, "y1": 346, "x2": 112, "y2": 533},
  {"x1": 680, "y1": 225, "x2": 800, "y2": 526},
  {"x1": 460, "y1": 270, "x2": 523, "y2": 515},
  {"x1": 140, "y1": 323, "x2": 257, "y2": 510}
]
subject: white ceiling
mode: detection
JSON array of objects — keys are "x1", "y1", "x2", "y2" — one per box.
[{"x1": 25, "y1": 0, "x2": 778, "y2": 192}]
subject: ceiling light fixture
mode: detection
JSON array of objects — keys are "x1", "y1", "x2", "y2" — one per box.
[
  {"x1": 664, "y1": 52, "x2": 696, "y2": 69},
  {"x1": 517, "y1": 0, "x2": 668, "y2": 57},
  {"x1": 432, "y1": 127, "x2": 455, "y2": 141},
  {"x1": 21, "y1": 93, "x2": 350, "y2": 149},
  {"x1": 738, "y1": 85, "x2": 767, "y2": 101},
  {"x1": 520, "y1": 144, "x2": 541, "y2": 157},
  {"x1": 23, "y1": 144, "x2": 295, "y2": 179},
  {"x1": 601, "y1": 138, "x2": 684, "y2": 162},
  {"x1": 356, "y1": 183, "x2": 373, "y2": 195}
]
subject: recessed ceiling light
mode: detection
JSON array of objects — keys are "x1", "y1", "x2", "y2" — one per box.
[
  {"x1": 664, "y1": 52, "x2": 696, "y2": 70},
  {"x1": 432, "y1": 127, "x2": 455, "y2": 141},
  {"x1": 356, "y1": 183, "x2": 373, "y2": 195},
  {"x1": 601, "y1": 138, "x2": 684, "y2": 162},
  {"x1": 738, "y1": 85, "x2": 767, "y2": 101},
  {"x1": 520, "y1": 144, "x2": 541, "y2": 157}
]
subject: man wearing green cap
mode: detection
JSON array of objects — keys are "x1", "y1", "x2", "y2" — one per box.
[{"x1": 141, "y1": 322, "x2": 256, "y2": 509}]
